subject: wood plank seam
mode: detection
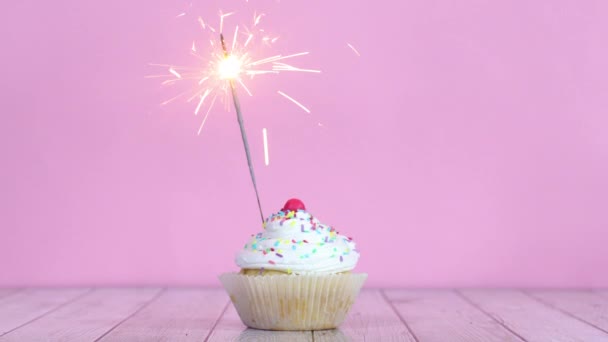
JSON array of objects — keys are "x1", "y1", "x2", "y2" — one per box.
[
  {"x1": 454, "y1": 290, "x2": 528, "y2": 342},
  {"x1": 202, "y1": 299, "x2": 231, "y2": 342},
  {"x1": 94, "y1": 288, "x2": 166, "y2": 342},
  {"x1": 380, "y1": 289, "x2": 420, "y2": 342},
  {"x1": 522, "y1": 290, "x2": 608, "y2": 335},
  {"x1": 0, "y1": 288, "x2": 94, "y2": 338}
]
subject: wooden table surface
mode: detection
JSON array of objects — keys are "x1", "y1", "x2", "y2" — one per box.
[{"x1": 1, "y1": 288, "x2": 608, "y2": 341}]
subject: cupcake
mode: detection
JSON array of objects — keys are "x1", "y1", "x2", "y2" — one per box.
[{"x1": 219, "y1": 198, "x2": 367, "y2": 331}]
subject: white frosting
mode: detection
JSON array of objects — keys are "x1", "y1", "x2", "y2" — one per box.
[{"x1": 236, "y1": 210, "x2": 359, "y2": 274}]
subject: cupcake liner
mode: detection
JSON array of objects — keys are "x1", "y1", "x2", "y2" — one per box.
[{"x1": 219, "y1": 272, "x2": 367, "y2": 331}]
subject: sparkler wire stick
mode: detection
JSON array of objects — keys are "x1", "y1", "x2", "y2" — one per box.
[{"x1": 221, "y1": 33, "x2": 265, "y2": 223}]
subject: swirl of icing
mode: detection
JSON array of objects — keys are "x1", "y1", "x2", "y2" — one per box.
[{"x1": 236, "y1": 208, "x2": 359, "y2": 274}]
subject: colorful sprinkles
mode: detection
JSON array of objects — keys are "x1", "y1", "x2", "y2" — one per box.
[{"x1": 243, "y1": 209, "x2": 358, "y2": 271}]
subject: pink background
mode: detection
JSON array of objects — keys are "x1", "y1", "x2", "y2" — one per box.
[{"x1": 1, "y1": 0, "x2": 607, "y2": 288}]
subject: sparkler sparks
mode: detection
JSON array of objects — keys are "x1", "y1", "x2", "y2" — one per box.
[
  {"x1": 262, "y1": 128, "x2": 269, "y2": 166},
  {"x1": 218, "y1": 55, "x2": 242, "y2": 79},
  {"x1": 151, "y1": 10, "x2": 319, "y2": 222},
  {"x1": 168, "y1": 67, "x2": 182, "y2": 79},
  {"x1": 347, "y1": 42, "x2": 361, "y2": 56},
  {"x1": 151, "y1": 10, "x2": 319, "y2": 132},
  {"x1": 277, "y1": 91, "x2": 311, "y2": 113}
]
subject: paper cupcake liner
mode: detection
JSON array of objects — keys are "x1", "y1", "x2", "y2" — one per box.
[{"x1": 219, "y1": 272, "x2": 367, "y2": 331}]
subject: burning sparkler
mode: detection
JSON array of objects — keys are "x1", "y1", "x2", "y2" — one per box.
[
  {"x1": 149, "y1": 10, "x2": 320, "y2": 222},
  {"x1": 220, "y1": 32, "x2": 264, "y2": 223}
]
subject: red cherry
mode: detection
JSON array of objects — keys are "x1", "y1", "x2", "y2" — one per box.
[{"x1": 282, "y1": 198, "x2": 306, "y2": 212}]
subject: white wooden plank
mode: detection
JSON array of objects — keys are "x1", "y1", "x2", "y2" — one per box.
[
  {"x1": 460, "y1": 289, "x2": 608, "y2": 341},
  {"x1": 99, "y1": 288, "x2": 229, "y2": 341},
  {"x1": 384, "y1": 289, "x2": 522, "y2": 342},
  {"x1": 0, "y1": 288, "x2": 162, "y2": 342},
  {"x1": 0, "y1": 289, "x2": 21, "y2": 301},
  {"x1": 207, "y1": 304, "x2": 312, "y2": 342},
  {"x1": 0, "y1": 289, "x2": 90, "y2": 336},
  {"x1": 527, "y1": 290, "x2": 608, "y2": 333},
  {"x1": 312, "y1": 329, "x2": 350, "y2": 342},
  {"x1": 315, "y1": 289, "x2": 416, "y2": 342},
  {"x1": 595, "y1": 290, "x2": 608, "y2": 299}
]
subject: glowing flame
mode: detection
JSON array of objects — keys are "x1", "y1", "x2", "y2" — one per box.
[
  {"x1": 218, "y1": 54, "x2": 243, "y2": 79},
  {"x1": 149, "y1": 10, "x2": 321, "y2": 134}
]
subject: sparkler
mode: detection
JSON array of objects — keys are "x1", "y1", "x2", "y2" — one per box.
[
  {"x1": 150, "y1": 11, "x2": 320, "y2": 223},
  {"x1": 220, "y1": 32, "x2": 264, "y2": 223}
]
